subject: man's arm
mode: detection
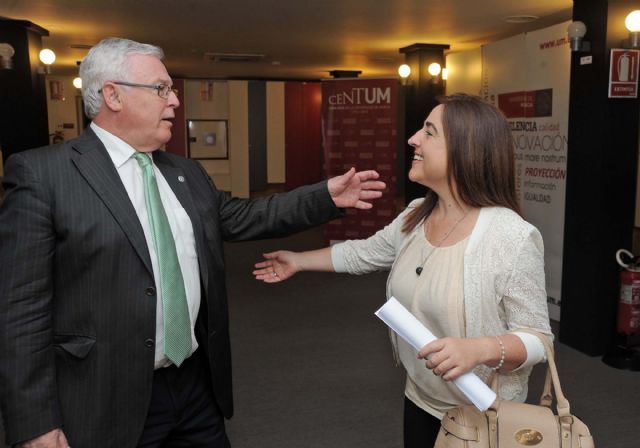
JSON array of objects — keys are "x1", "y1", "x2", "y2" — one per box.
[
  {"x1": 0, "y1": 154, "x2": 64, "y2": 445},
  {"x1": 198, "y1": 165, "x2": 385, "y2": 242}
]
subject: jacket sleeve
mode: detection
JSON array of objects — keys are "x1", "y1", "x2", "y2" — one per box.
[
  {"x1": 0, "y1": 154, "x2": 62, "y2": 444},
  {"x1": 194, "y1": 162, "x2": 343, "y2": 241},
  {"x1": 330, "y1": 203, "x2": 417, "y2": 275},
  {"x1": 499, "y1": 226, "x2": 553, "y2": 341}
]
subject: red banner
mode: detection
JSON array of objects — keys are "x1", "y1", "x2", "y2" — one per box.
[
  {"x1": 321, "y1": 79, "x2": 398, "y2": 241},
  {"x1": 497, "y1": 89, "x2": 553, "y2": 118}
]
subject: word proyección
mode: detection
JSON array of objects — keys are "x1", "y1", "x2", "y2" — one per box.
[{"x1": 523, "y1": 167, "x2": 566, "y2": 179}]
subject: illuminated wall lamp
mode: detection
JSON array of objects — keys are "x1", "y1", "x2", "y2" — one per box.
[
  {"x1": 398, "y1": 63, "x2": 411, "y2": 78},
  {"x1": 427, "y1": 62, "x2": 442, "y2": 84},
  {"x1": 38, "y1": 48, "x2": 56, "y2": 74},
  {"x1": 427, "y1": 62, "x2": 441, "y2": 76},
  {"x1": 442, "y1": 67, "x2": 448, "y2": 81},
  {"x1": 73, "y1": 77, "x2": 82, "y2": 89},
  {"x1": 626, "y1": 10, "x2": 640, "y2": 48},
  {"x1": 567, "y1": 21, "x2": 589, "y2": 52},
  {"x1": 0, "y1": 43, "x2": 15, "y2": 69},
  {"x1": 398, "y1": 64, "x2": 411, "y2": 85}
]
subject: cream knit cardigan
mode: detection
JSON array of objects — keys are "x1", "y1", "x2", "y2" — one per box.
[{"x1": 331, "y1": 199, "x2": 553, "y2": 402}]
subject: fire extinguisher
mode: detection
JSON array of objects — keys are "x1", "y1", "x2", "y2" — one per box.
[{"x1": 615, "y1": 249, "x2": 640, "y2": 335}]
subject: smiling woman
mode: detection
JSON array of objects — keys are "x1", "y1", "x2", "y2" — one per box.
[{"x1": 253, "y1": 93, "x2": 552, "y2": 448}]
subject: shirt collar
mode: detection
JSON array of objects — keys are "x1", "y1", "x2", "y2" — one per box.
[{"x1": 90, "y1": 122, "x2": 146, "y2": 169}]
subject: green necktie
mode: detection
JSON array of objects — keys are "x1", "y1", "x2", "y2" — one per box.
[{"x1": 133, "y1": 152, "x2": 192, "y2": 367}]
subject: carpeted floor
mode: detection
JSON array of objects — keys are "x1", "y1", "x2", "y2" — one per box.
[
  {"x1": 2, "y1": 227, "x2": 639, "y2": 447},
  {"x1": 224, "y1": 228, "x2": 640, "y2": 448}
]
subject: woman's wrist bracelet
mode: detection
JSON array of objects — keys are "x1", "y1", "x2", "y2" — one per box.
[{"x1": 493, "y1": 336, "x2": 505, "y2": 371}]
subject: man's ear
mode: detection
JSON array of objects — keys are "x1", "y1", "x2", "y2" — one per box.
[{"x1": 101, "y1": 84, "x2": 123, "y2": 112}]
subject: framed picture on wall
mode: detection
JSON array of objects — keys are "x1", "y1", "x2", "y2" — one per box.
[{"x1": 187, "y1": 119, "x2": 228, "y2": 160}]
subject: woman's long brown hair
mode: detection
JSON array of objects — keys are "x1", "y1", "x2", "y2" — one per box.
[{"x1": 402, "y1": 93, "x2": 520, "y2": 233}]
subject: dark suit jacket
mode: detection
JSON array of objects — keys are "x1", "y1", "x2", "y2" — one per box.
[{"x1": 0, "y1": 129, "x2": 342, "y2": 447}]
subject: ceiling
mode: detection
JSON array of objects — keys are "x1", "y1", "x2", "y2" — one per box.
[{"x1": 1, "y1": 0, "x2": 573, "y2": 80}]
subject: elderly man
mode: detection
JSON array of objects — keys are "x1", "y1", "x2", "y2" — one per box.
[{"x1": 0, "y1": 38, "x2": 385, "y2": 448}]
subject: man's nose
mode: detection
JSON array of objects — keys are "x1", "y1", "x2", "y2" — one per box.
[{"x1": 167, "y1": 90, "x2": 180, "y2": 108}]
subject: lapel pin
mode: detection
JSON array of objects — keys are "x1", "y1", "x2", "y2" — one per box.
[{"x1": 178, "y1": 175, "x2": 185, "y2": 183}]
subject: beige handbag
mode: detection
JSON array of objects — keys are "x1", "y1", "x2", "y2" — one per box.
[{"x1": 434, "y1": 331, "x2": 594, "y2": 448}]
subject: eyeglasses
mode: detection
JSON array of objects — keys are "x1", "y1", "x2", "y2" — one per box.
[{"x1": 99, "y1": 81, "x2": 178, "y2": 99}]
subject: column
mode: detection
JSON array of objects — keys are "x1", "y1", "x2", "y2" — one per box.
[
  {"x1": 0, "y1": 18, "x2": 49, "y2": 162},
  {"x1": 560, "y1": 0, "x2": 640, "y2": 356},
  {"x1": 399, "y1": 43, "x2": 449, "y2": 203}
]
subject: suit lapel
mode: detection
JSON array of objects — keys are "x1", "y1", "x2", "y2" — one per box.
[
  {"x1": 70, "y1": 129, "x2": 154, "y2": 275},
  {"x1": 154, "y1": 152, "x2": 210, "y2": 295}
]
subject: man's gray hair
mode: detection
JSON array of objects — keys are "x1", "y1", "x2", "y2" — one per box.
[{"x1": 79, "y1": 38, "x2": 164, "y2": 118}]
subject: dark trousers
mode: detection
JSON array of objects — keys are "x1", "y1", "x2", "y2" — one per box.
[
  {"x1": 138, "y1": 350, "x2": 231, "y2": 448},
  {"x1": 403, "y1": 397, "x2": 441, "y2": 448}
]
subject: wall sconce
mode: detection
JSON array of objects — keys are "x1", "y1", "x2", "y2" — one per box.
[
  {"x1": 398, "y1": 64, "x2": 411, "y2": 78},
  {"x1": 38, "y1": 48, "x2": 56, "y2": 74},
  {"x1": 626, "y1": 10, "x2": 640, "y2": 48},
  {"x1": 427, "y1": 62, "x2": 441, "y2": 77},
  {"x1": 72, "y1": 60, "x2": 83, "y2": 89},
  {"x1": 0, "y1": 43, "x2": 15, "y2": 70},
  {"x1": 427, "y1": 62, "x2": 442, "y2": 84},
  {"x1": 442, "y1": 67, "x2": 448, "y2": 81},
  {"x1": 398, "y1": 64, "x2": 411, "y2": 85},
  {"x1": 567, "y1": 21, "x2": 589, "y2": 52}
]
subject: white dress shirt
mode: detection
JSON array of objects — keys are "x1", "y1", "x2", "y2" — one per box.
[{"x1": 91, "y1": 123, "x2": 201, "y2": 369}]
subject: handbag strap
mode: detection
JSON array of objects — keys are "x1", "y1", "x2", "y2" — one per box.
[{"x1": 512, "y1": 329, "x2": 572, "y2": 417}]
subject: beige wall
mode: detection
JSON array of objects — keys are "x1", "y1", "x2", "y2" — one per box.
[
  {"x1": 182, "y1": 80, "x2": 282, "y2": 197},
  {"x1": 45, "y1": 76, "x2": 81, "y2": 142},
  {"x1": 184, "y1": 80, "x2": 232, "y2": 191},
  {"x1": 266, "y1": 82, "x2": 286, "y2": 184},
  {"x1": 184, "y1": 80, "x2": 229, "y2": 119},
  {"x1": 228, "y1": 81, "x2": 250, "y2": 198},
  {"x1": 445, "y1": 49, "x2": 482, "y2": 96}
]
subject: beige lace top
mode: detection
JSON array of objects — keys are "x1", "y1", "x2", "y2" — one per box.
[
  {"x1": 331, "y1": 200, "x2": 553, "y2": 406},
  {"x1": 390, "y1": 231, "x2": 470, "y2": 418}
]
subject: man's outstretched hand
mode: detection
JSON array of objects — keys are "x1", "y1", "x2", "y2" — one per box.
[{"x1": 328, "y1": 167, "x2": 386, "y2": 209}]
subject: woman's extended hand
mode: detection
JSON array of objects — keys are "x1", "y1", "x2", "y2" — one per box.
[
  {"x1": 253, "y1": 250, "x2": 299, "y2": 283},
  {"x1": 417, "y1": 337, "x2": 493, "y2": 381}
]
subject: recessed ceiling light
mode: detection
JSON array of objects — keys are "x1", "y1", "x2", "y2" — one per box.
[{"x1": 504, "y1": 15, "x2": 539, "y2": 24}]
